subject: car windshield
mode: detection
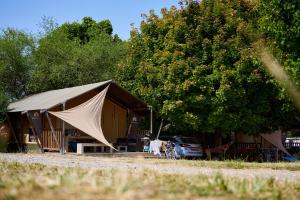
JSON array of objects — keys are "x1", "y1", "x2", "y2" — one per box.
[{"x1": 179, "y1": 137, "x2": 198, "y2": 144}]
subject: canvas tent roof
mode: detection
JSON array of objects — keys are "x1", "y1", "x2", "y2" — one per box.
[{"x1": 8, "y1": 80, "x2": 148, "y2": 112}]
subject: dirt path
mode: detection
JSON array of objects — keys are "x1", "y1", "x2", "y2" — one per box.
[{"x1": 0, "y1": 153, "x2": 299, "y2": 182}]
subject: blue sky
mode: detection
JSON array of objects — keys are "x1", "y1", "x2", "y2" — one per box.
[{"x1": 0, "y1": 0, "x2": 179, "y2": 40}]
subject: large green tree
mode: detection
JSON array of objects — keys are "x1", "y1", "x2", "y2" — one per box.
[
  {"x1": 0, "y1": 28, "x2": 35, "y2": 99},
  {"x1": 259, "y1": 0, "x2": 300, "y2": 83},
  {"x1": 117, "y1": 0, "x2": 300, "y2": 135},
  {"x1": 29, "y1": 17, "x2": 125, "y2": 93}
]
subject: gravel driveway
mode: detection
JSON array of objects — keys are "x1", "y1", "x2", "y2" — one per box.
[{"x1": 0, "y1": 153, "x2": 299, "y2": 182}]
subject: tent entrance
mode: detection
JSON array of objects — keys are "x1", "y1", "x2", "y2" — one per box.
[{"x1": 41, "y1": 129, "x2": 62, "y2": 151}]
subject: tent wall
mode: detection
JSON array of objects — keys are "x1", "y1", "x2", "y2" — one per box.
[
  {"x1": 21, "y1": 114, "x2": 30, "y2": 142},
  {"x1": 9, "y1": 113, "x2": 24, "y2": 143},
  {"x1": 261, "y1": 138, "x2": 274, "y2": 148},
  {"x1": 43, "y1": 110, "x2": 60, "y2": 129},
  {"x1": 102, "y1": 98, "x2": 127, "y2": 143},
  {"x1": 6, "y1": 112, "x2": 25, "y2": 151},
  {"x1": 235, "y1": 133, "x2": 257, "y2": 143}
]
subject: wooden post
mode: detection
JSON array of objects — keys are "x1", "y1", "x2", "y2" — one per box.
[
  {"x1": 126, "y1": 109, "x2": 132, "y2": 136},
  {"x1": 127, "y1": 121, "x2": 132, "y2": 136},
  {"x1": 149, "y1": 106, "x2": 153, "y2": 136},
  {"x1": 5, "y1": 113, "x2": 22, "y2": 152},
  {"x1": 45, "y1": 111, "x2": 60, "y2": 150},
  {"x1": 156, "y1": 119, "x2": 164, "y2": 139},
  {"x1": 26, "y1": 112, "x2": 43, "y2": 153},
  {"x1": 61, "y1": 102, "x2": 66, "y2": 154}
]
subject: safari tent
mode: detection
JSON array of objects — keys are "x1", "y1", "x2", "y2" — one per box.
[
  {"x1": 5, "y1": 80, "x2": 152, "y2": 153},
  {"x1": 228, "y1": 131, "x2": 292, "y2": 161},
  {"x1": 200, "y1": 131, "x2": 292, "y2": 161}
]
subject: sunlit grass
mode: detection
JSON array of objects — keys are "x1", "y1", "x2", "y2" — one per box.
[
  {"x1": 87, "y1": 155, "x2": 300, "y2": 171},
  {"x1": 0, "y1": 161, "x2": 299, "y2": 200},
  {"x1": 159, "y1": 159, "x2": 300, "y2": 171}
]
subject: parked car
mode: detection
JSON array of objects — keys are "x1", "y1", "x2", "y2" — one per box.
[{"x1": 159, "y1": 136, "x2": 203, "y2": 159}]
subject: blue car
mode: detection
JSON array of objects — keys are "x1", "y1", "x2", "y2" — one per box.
[{"x1": 159, "y1": 136, "x2": 203, "y2": 159}]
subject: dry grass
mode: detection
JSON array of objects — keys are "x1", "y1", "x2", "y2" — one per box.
[
  {"x1": 0, "y1": 161, "x2": 300, "y2": 200},
  {"x1": 91, "y1": 156, "x2": 300, "y2": 171}
]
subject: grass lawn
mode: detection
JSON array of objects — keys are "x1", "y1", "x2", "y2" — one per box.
[
  {"x1": 94, "y1": 155, "x2": 300, "y2": 171},
  {"x1": 159, "y1": 159, "x2": 300, "y2": 171},
  {"x1": 0, "y1": 161, "x2": 300, "y2": 200}
]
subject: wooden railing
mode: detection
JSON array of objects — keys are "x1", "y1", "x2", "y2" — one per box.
[
  {"x1": 42, "y1": 129, "x2": 62, "y2": 150},
  {"x1": 128, "y1": 129, "x2": 151, "y2": 139},
  {"x1": 236, "y1": 143, "x2": 261, "y2": 149},
  {"x1": 233, "y1": 143, "x2": 261, "y2": 154}
]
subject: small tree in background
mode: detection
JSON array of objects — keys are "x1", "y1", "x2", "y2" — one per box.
[
  {"x1": 28, "y1": 17, "x2": 125, "y2": 93},
  {"x1": 0, "y1": 28, "x2": 35, "y2": 100}
]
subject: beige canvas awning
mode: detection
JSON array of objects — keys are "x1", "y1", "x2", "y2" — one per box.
[
  {"x1": 261, "y1": 130, "x2": 290, "y2": 156},
  {"x1": 8, "y1": 80, "x2": 148, "y2": 113},
  {"x1": 8, "y1": 80, "x2": 112, "y2": 112},
  {"x1": 49, "y1": 85, "x2": 115, "y2": 149}
]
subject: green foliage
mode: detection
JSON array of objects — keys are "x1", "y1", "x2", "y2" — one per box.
[
  {"x1": 0, "y1": 28, "x2": 35, "y2": 99},
  {"x1": 259, "y1": 0, "x2": 300, "y2": 86},
  {"x1": 257, "y1": 0, "x2": 300, "y2": 129},
  {"x1": 28, "y1": 17, "x2": 125, "y2": 93},
  {"x1": 117, "y1": 0, "x2": 300, "y2": 135},
  {"x1": 60, "y1": 17, "x2": 113, "y2": 44},
  {"x1": 0, "y1": 90, "x2": 8, "y2": 123},
  {"x1": 259, "y1": 0, "x2": 300, "y2": 58}
]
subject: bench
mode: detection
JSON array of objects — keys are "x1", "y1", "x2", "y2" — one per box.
[
  {"x1": 116, "y1": 138, "x2": 137, "y2": 152},
  {"x1": 117, "y1": 145, "x2": 127, "y2": 152},
  {"x1": 77, "y1": 143, "x2": 113, "y2": 154}
]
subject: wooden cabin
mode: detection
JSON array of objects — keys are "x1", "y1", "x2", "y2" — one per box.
[{"x1": 6, "y1": 80, "x2": 152, "y2": 153}]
